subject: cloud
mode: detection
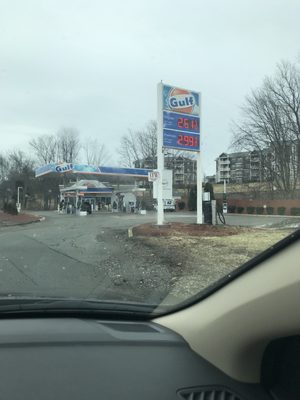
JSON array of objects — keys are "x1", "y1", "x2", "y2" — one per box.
[{"x1": 1, "y1": 0, "x2": 300, "y2": 172}]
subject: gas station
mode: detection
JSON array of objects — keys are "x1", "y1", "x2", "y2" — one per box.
[
  {"x1": 34, "y1": 163, "x2": 152, "y2": 215},
  {"x1": 34, "y1": 83, "x2": 223, "y2": 224}
]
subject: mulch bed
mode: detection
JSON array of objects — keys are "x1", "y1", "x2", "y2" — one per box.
[
  {"x1": 0, "y1": 211, "x2": 41, "y2": 227},
  {"x1": 132, "y1": 222, "x2": 244, "y2": 237}
]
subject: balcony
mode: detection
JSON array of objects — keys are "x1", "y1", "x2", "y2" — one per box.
[
  {"x1": 219, "y1": 167, "x2": 230, "y2": 172},
  {"x1": 220, "y1": 162, "x2": 230, "y2": 166}
]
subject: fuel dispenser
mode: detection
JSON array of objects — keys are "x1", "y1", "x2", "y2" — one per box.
[
  {"x1": 203, "y1": 191, "x2": 213, "y2": 224},
  {"x1": 203, "y1": 183, "x2": 225, "y2": 225}
]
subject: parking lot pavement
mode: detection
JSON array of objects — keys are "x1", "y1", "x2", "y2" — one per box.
[
  {"x1": 32, "y1": 209, "x2": 293, "y2": 228},
  {"x1": 0, "y1": 211, "x2": 174, "y2": 304},
  {"x1": 1, "y1": 210, "x2": 297, "y2": 305}
]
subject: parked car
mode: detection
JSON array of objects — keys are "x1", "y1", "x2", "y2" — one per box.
[{"x1": 81, "y1": 201, "x2": 92, "y2": 214}]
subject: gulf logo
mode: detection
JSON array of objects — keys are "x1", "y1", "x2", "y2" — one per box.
[{"x1": 168, "y1": 88, "x2": 195, "y2": 114}]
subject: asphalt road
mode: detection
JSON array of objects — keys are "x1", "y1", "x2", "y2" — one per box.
[
  {"x1": 0, "y1": 212, "x2": 177, "y2": 304},
  {"x1": 0, "y1": 210, "x2": 294, "y2": 305}
]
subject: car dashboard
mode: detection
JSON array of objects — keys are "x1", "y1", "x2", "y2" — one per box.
[{"x1": 0, "y1": 318, "x2": 271, "y2": 400}]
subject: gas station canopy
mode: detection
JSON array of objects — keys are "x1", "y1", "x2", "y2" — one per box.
[
  {"x1": 35, "y1": 163, "x2": 151, "y2": 179},
  {"x1": 60, "y1": 180, "x2": 113, "y2": 196}
]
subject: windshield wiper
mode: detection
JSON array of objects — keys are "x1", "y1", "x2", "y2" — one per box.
[{"x1": 0, "y1": 297, "x2": 167, "y2": 319}]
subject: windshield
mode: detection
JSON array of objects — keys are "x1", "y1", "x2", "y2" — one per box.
[{"x1": 0, "y1": 0, "x2": 299, "y2": 314}]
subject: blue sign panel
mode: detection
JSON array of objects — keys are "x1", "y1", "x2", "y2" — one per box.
[
  {"x1": 35, "y1": 164, "x2": 151, "y2": 178},
  {"x1": 162, "y1": 84, "x2": 200, "y2": 152},
  {"x1": 163, "y1": 111, "x2": 200, "y2": 134},
  {"x1": 98, "y1": 166, "x2": 150, "y2": 177},
  {"x1": 163, "y1": 129, "x2": 200, "y2": 151},
  {"x1": 73, "y1": 164, "x2": 99, "y2": 173}
]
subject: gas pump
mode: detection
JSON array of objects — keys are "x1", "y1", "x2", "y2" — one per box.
[
  {"x1": 223, "y1": 179, "x2": 228, "y2": 214},
  {"x1": 203, "y1": 191, "x2": 212, "y2": 224},
  {"x1": 202, "y1": 183, "x2": 226, "y2": 225},
  {"x1": 203, "y1": 182, "x2": 214, "y2": 224}
]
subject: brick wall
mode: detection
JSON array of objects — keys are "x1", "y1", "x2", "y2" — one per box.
[{"x1": 228, "y1": 199, "x2": 300, "y2": 215}]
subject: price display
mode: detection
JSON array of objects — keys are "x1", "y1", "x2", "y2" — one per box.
[{"x1": 177, "y1": 134, "x2": 199, "y2": 147}]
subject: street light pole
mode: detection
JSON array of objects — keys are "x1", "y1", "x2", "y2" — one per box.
[{"x1": 17, "y1": 186, "x2": 23, "y2": 213}]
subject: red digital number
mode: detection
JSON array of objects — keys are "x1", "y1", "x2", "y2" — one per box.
[
  {"x1": 184, "y1": 135, "x2": 189, "y2": 146},
  {"x1": 178, "y1": 118, "x2": 183, "y2": 128},
  {"x1": 178, "y1": 134, "x2": 199, "y2": 148},
  {"x1": 191, "y1": 119, "x2": 198, "y2": 131},
  {"x1": 184, "y1": 118, "x2": 189, "y2": 129}
]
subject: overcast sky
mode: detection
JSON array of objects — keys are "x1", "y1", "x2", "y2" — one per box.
[{"x1": 1, "y1": 0, "x2": 300, "y2": 174}]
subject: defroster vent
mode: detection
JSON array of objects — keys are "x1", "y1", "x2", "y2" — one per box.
[{"x1": 177, "y1": 386, "x2": 243, "y2": 400}]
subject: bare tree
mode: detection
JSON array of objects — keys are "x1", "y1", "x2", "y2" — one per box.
[
  {"x1": 231, "y1": 60, "x2": 300, "y2": 195},
  {"x1": 8, "y1": 150, "x2": 35, "y2": 176},
  {"x1": 119, "y1": 120, "x2": 195, "y2": 176},
  {"x1": 56, "y1": 127, "x2": 81, "y2": 163},
  {"x1": 118, "y1": 131, "x2": 140, "y2": 167},
  {"x1": 82, "y1": 139, "x2": 110, "y2": 165},
  {"x1": 4, "y1": 150, "x2": 36, "y2": 206},
  {"x1": 29, "y1": 134, "x2": 58, "y2": 165},
  {"x1": 118, "y1": 121, "x2": 157, "y2": 168},
  {"x1": 0, "y1": 154, "x2": 9, "y2": 183}
]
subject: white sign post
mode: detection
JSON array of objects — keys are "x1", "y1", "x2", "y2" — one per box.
[
  {"x1": 157, "y1": 83, "x2": 164, "y2": 225},
  {"x1": 197, "y1": 107, "x2": 203, "y2": 224}
]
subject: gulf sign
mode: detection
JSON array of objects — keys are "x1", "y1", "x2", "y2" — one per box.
[
  {"x1": 162, "y1": 84, "x2": 201, "y2": 152},
  {"x1": 163, "y1": 85, "x2": 200, "y2": 116}
]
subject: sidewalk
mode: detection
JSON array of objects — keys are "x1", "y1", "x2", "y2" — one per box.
[{"x1": 0, "y1": 211, "x2": 42, "y2": 227}]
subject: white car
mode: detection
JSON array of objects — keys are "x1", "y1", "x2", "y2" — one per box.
[{"x1": 153, "y1": 199, "x2": 176, "y2": 212}]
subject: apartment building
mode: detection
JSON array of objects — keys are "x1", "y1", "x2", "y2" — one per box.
[
  {"x1": 216, "y1": 151, "x2": 265, "y2": 184},
  {"x1": 134, "y1": 155, "x2": 197, "y2": 187}
]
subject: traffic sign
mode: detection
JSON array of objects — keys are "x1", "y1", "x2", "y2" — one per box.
[{"x1": 148, "y1": 171, "x2": 160, "y2": 182}]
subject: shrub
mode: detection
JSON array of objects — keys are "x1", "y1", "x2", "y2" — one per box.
[
  {"x1": 5, "y1": 203, "x2": 18, "y2": 215},
  {"x1": 228, "y1": 205, "x2": 236, "y2": 213},
  {"x1": 246, "y1": 206, "x2": 255, "y2": 214},
  {"x1": 266, "y1": 207, "x2": 274, "y2": 215},
  {"x1": 140, "y1": 199, "x2": 146, "y2": 210},
  {"x1": 277, "y1": 207, "x2": 286, "y2": 215},
  {"x1": 291, "y1": 207, "x2": 300, "y2": 216},
  {"x1": 237, "y1": 206, "x2": 244, "y2": 214},
  {"x1": 178, "y1": 201, "x2": 185, "y2": 210},
  {"x1": 256, "y1": 207, "x2": 264, "y2": 215}
]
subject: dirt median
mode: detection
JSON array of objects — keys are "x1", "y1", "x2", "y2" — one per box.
[
  {"x1": 0, "y1": 211, "x2": 42, "y2": 227},
  {"x1": 132, "y1": 223, "x2": 293, "y2": 301}
]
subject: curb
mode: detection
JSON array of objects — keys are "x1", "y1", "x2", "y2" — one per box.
[
  {"x1": 128, "y1": 226, "x2": 134, "y2": 238},
  {"x1": 128, "y1": 222, "x2": 175, "y2": 238},
  {"x1": 0, "y1": 215, "x2": 45, "y2": 228},
  {"x1": 227, "y1": 213, "x2": 300, "y2": 218}
]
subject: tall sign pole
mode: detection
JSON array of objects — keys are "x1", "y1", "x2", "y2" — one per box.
[
  {"x1": 196, "y1": 147, "x2": 203, "y2": 224},
  {"x1": 157, "y1": 82, "x2": 202, "y2": 224},
  {"x1": 197, "y1": 92, "x2": 203, "y2": 224},
  {"x1": 157, "y1": 82, "x2": 164, "y2": 225}
]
